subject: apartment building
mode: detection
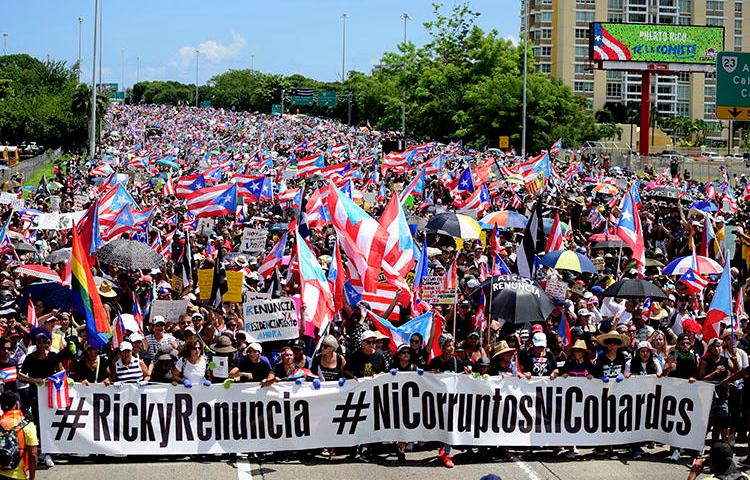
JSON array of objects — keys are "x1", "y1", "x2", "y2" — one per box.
[{"x1": 522, "y1": 0, "x2": 746, "y2": 142}]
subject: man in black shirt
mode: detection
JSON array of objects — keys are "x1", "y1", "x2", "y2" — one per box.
[
  {"x1": 0, "y1": 337, "x2": 19, "y2": 392},
  {"x1": 344, "y1": 331, "x2": 386, "y2": 378},
  {"x1": 519, "y1": 332, "x2": 556, "y2": 378},
  {"x1": 231, "y1": 342, "x2": 274, "y2": 386}
]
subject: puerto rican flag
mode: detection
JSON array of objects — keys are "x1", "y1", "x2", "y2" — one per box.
[
  {"x1": 704, "y1": 258, "x2": 732, "y2": 340},
  {"x1": 549, "y1": 138, "x2": 562, "y2": 154},
  {"x1": 368, "y1": 310, "x2": 436, "y2": 353},
  {"x1": 296, "y1": 231, "x2": 334, "y2": 331},
  {"x1": 297, "y1": 153, "x2": 325, "y2": 178},
  {"x1": 0, "y1": 365, "x2": 17, "y2": 384},
  {"x1": 175, "y1": 174, "x2": 206, "y2": 198},
  {"x1": 398, "y1": 168, "x2": 425, "y2": 203},
  {"x1": 162, "y1": 175, "x2": 176, "y2": 196},
  {"x1": 132, "y1": 292, "x2": 144, "y2": 334},
  {"x1": 379, "y1": 194, "x2": 417, "y2": 278},
  {"x1": 592, "y1": 23, "x2": 632, "y2": 61},
  {"x1": 98, "y1": 183, "x2": 140, "y2": 223},
  {"x1": 545, "y1": 212, "x2": 564, "y2": 252},
  {"x1": 185, "y1": 184, "x2": 238, "y2": 219},
  {"x1": 258, "y1": 232, "x2": 287, "y2": 278},
  {"x1": 616, "y1": 192, "x2": 645, "y2": 267},
  {"x1": 424, "y1": 155, "x2": 445, "y2": 177},
  {"x1": 454, "y1": 184, "x2": 491, "y2": 214},
  {"x1": 327, "y1": 183, "x2": 388, "y2": 293},
  {"x1": 381, "y1": 149, "x2": 416, "y2": 172},
  {"x1": 27, "y1": 298, "x2": 38, "y2": 328},
  {"x1": 47, "y1": 371, "x2": 71, "y2": 409},
  {"x1": 111, "y1": 314, "x2": 126, "y2": 349},
  {"x1": 277, "y1": 188, "x2": 301, "y2": 204}
]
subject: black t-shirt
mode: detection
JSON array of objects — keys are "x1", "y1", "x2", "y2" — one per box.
[
  {"x1": 346, "y1": 349, "x2": 386, "y2": 377},
  {"x1": 427, "y1": 355, "x2": 465, "y2": 373},
  {"x1": 21, "y1": 352, "x2": 60, "y2": 383},
  {"x1": 593, "y1": 351, "x2": 628, "y2": 379},
  {"x1": 236, "y1": 357, "x2": 272, "y2": 383},
  {"x1": 519, "y1": 349, "x2": 557, "y2": 377}
]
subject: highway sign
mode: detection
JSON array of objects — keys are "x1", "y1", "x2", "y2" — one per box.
[
  {"x1": 291, "y1": 95, "x2": 313, "y2": 106},
  {"x1": 716, "y1": 52, "x2": 750, "y2": 119},
  {"x1": 317, "y1": 91, "x2": 337, "y2": 107},
  {"x1": 271, "y1": 104, "x2": 282, "y2": 115}
]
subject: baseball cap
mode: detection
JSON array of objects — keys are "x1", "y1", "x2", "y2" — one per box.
[
  {"x1": 361, "y1": 330, "x2": 377, "y2": 342},
  {"x1": 152, "y1": 315, "x2": 166, "y2": 325},
  {"x1": 531, "y1": 332, "x2": 547, "y2": 348},
  {"x1": 246, "y1": 342, "x2": 262, "y2": 353},
  {"x1": 119, "y1": 341, "x2": 133, "y2": 351},
  {"x1": 577, "y1": 308, "x2": 590, "y2": 316},
  {"x1": 636, "y1": 340, "x2": 653, "y2": 351},
  {"x1": 128, "y1": 333, "x2": 144, "y2": 343},
  {"x1": 531, "y1": 324, "x2": 544, "y2": 334}
]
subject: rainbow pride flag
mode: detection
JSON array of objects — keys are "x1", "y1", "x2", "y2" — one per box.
[{"x1": 71, "y1": 226, "x2": 111, "y2": 348}]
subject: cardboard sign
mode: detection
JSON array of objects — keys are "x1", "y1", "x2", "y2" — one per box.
[
  {"x1": 197, "y1": 268, "x2": 243, "y2": 303},
  {"x1": 240, "y1": 228, "x2": 267, "y2": 254},
  {"x1": 49, "y1": 195, "x2": 61, "y2": 212},
  {"x1": 149, "y1": 299, "x2": 188, "y2": 324},
  {"x1": 243, "y1": 298, "x2": 299, "y2": 342},
  {"x1": 422, "y1": 275, "x2": 457, "y2": 304},
  {"x1": 544, "y1": 277, "x2": 569, "y2": 300}
]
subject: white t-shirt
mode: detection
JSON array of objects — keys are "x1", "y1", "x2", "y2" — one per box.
[{"x1": 175, "y1": 356, "x2": 207, "y2": 384}]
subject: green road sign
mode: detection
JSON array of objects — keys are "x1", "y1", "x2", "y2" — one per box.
[
  {"x1": 98, "y1": 83, "x2": 118, "y2": 94},
  {"x1": 200, "y1": 100, "x2": 212, "y2": 108},
  {"x1": 716, "y1": 52, "x2": 750, "y2": 119},
  {"x1": 291, "y1": 95, "x2": 313, "y2": 106},
  {"x1": 271, "y1": 104, "x2": 282, "y2": 115},
  {"x1": 317, "y1": 91, "x2": 337, "y2": 107},
  {"x1": 110, "y1": 91, "x2": 125, "y2": 100}
]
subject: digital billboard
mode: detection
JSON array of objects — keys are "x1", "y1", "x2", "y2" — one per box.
[{"x1": 590, "y1": 23, "x2": 724, "y2": 65}]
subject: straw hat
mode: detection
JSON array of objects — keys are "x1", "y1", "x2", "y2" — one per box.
[
  {"x1": 97, "y1": 280, "x2": 117, "y2": 298},
  {"x1": 492, "y1": 341, "x2": 516, "y2": 358},
  {"x1": 570, "y1": 339, "x2": 589, "y2": 352},
  {"x1": 596, "y1": 330, "x2": 628, "y2": 348}
]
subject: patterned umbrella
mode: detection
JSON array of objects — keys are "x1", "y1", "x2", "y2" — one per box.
[
  {"x1": 94, "y1": 239, "x2": 165, "y2": 270},
  {"x1": 426, "y1": 212, "x2": 482, "y2": 239},
  {"x1": 662, "y1": 255, "x2": 723, "y2": 275},
  {"x1": 593, "y1": 184, "x2": 618, "y2": 195},
  {"x1": 14, "y1": 264, "x2": 62, "y2": 282},
  {"x1": 540, "y1": 250, "x2": 597, "y2": 274},
  {"x1": 480, "y1": 211, "x2": 528, "y2": 229}
]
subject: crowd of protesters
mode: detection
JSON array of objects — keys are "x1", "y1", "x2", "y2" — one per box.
[{"x1": 0, "y1": 103, "x2": 747, "y2": 478}]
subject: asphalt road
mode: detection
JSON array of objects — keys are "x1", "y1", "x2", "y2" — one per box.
[{"x1": 38, "y1": 444, "x2": 738, "y2": 480}]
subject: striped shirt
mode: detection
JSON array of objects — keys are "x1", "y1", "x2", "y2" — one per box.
[{"x1": 115, "y1": 356, "x2": 143, "y2": 382}]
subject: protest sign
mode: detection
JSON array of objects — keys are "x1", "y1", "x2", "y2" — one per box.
[
  {"x1": 197, "y1": 269, "x2": 243, "y2": 302},
  {"x1": 39, "y1": 375, "x2": 713, "y2": 455},
  {"x1": 243, "y1": 297, "x2": 298, "y2": 342},
  {"x1": 0, "y1": 192, "x2": 23, "y2": 210},
  {"x1": 50, "y1": 195, "x2": 61, "y2": 212},
  {"x1": 422, "y1": 275, "x2": 456, "y2": 304},
  {"x1": 149, "y1": 299, "x2": 188, "y2": 323},
  {"x1": 240, "y1": 228, "x2": 267, "y2": 254},
  {"x1": 544, "y1": 277, "x2": 568, "y2": 299}
]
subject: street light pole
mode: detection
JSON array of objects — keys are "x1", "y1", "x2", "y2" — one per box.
[
  {"x1": 98, "y1": 0, "x2": 103, "y2": 89},
  {"x1": 2, "y1": 33, "x2": 7, "y2": 55},
  {"x1": 341, "y1": 13, "x2": 347, "y2": 82},
  {"x1": 88, "y1": 0, "x2": 99, "y2": 158},
  {"x1": 195, "y1": 49, "x2": 199, "y2": 107},
  {"x1": 521, "y1": 0, "x2": 529, "y2": 157},
  {"x1": 136, "y1": 56, "x2": 139, "y2": 83},
  {"x1": 77, "y1": 17, "x2": 83, "y2": 82},
  {"x1": 251, "y1": 54, "x2": 254, "y2": 71},
  {"x1": 401, "y1": 12, "x2": 410, "y2": 135},
  {"x1": 121, "y1": 48, "x2": 124, "y2": 94}
]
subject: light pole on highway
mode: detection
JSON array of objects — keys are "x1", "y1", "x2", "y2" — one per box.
[
  {"x1": 120, "y1": 48, "x2": 124, "y2": 93},
  {"x1": 77, "y1": 17, "x2": 83, "y2": 82},
  {"x1": 251, "y1": 54, "x2": 254, "y2": 71},
  {"x1": 88, "y1": 0, "x2": 99, "y2": 158},
  {"x1": 401, "y1": 12, "x2": 410, "y2": 135},
  {"x1": 136, "y1": 56, "x2": 139, "y2": 84},
  {"x1": 195, "y1": 49, "x2": 199, "y2": 107},
  {"x1": 2, "y1": 33, "x2": 7, "y2": 55},
  {"x1": 521, "y1": 0, "x2": 529, "y2": 157},
  {"x1": 341, "y1": 12, "x2": 347, "y2": 82}
]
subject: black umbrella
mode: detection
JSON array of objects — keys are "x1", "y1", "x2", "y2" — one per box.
[
  {"x1": 481, "y1": 274, "x2": 554, "y2": 325},
  {"x1": 45, "y1": 247, "x2": 72, "y2": 264},
  {"x1": 12, "y1": 242, "x2": 36, "y2": 254},
  {"x1": 22, "y1": 282, "x2": 72, "y2": 311},
  {"x1": 601, "y1": 278, "x2": 666, "y2": 299},
  {"x1": 94, "y1": 238, "x2": 165, "y2": 270}
]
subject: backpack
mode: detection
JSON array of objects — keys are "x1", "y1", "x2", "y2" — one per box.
[{"x1": 0, "y1": 417, "x2": 29, "y2": 470}]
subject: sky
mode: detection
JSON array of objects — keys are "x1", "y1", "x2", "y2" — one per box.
[{"x1": 3, "y1": 0, "x2": 521, "y2": 89}]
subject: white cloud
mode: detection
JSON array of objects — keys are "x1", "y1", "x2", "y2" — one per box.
[
  {"x1": 171, "y1": 32, "x2": 246, "y2": 68},
  {"x1": 505, "y1": 34, "x2": 519, "y2": 46}
]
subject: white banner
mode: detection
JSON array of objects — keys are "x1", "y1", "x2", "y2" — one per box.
[
  {"x1": 39, "y1": 374, "x2": 713, "y2": 455},
  {"x1": 243, "y1": 297, "x2": 298, "y2": 342}
]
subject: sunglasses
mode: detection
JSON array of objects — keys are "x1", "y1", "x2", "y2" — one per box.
[
  {"x1": 363, "y1": 340, "x2": 375, "y2": 345},
  {"x1": 410, "y1": 339, "x2": 420, "y2": 344}
]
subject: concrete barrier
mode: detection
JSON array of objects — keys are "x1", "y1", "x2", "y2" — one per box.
[{"x1": 0, "y1": 148, "x2": 61, "y2": 181}]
